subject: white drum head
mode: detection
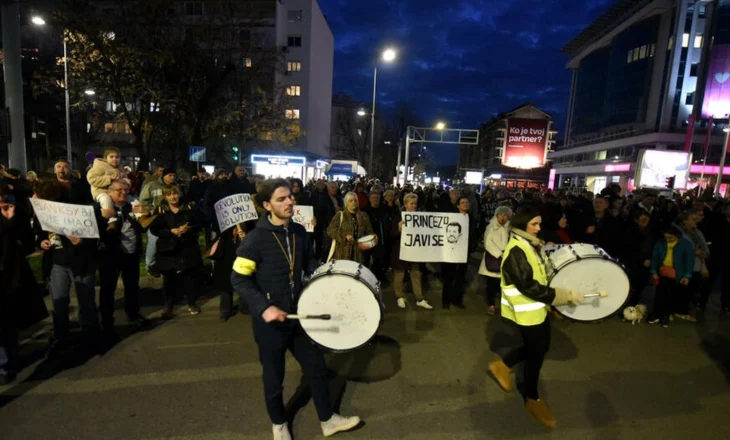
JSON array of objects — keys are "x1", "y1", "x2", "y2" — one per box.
[
  {"x1": 314, "y1": 260, "x2": 380, "y2": 295},
  {"x1": 298, "y1": 273, "x2": 382, "y2": 352},
  {"x1": 551, "y1": 258, "x2": 629, "y2": 322}
]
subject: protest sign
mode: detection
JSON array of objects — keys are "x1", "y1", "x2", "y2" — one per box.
[
  {"x1": 214, "y1": 193, "x2": 259, "y2": 233},
  {"x1": 292, "y1": 205, "x2": 314, "y2": 232},
  {"x1": 30, "y1": 198, "x2": 100, "y2": 238},
  {"x1": 399, "y1": 211, "x2": 469, "y2": 263}
]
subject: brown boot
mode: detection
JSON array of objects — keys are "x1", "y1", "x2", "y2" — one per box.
[
  {"x1": 488, "y1": 360, "x2": 514, "y2": 393},
  {"x1": 525, "y1": 398, "x2": 557, "y2": 428}
]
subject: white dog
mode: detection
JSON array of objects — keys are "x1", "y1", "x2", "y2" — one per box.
[{"x1": 623, "y1": 304, "x2": 647, "y2": 325}]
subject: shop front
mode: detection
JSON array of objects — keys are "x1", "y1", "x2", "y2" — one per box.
[{"x1": 250, "y1": 154, "x2": 328, "y2": 181}]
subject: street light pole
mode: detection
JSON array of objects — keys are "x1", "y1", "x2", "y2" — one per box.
[
  {"x1": 716, "y1": 128, "x2": 730, "y2": 198},
  {"x1": 2, "y1": 0, "x2": 28, "y2": 173},
  {"x1": 403, "y1": 126, "x2": 411, "y2": 184},
  {"x1": 368, "y1": 66, "x2": 377, "y2": 177},
  {"x1": 63, "y1": 39, "x2": 73, "y2": 164}
]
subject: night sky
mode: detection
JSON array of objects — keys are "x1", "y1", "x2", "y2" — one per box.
[{"x1": 318, "y1": 0, "x2": 616, "y2": 165}]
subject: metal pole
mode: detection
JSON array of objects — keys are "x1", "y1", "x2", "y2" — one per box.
[
  {"x1": 64, "y1": 39, "x2": 73, "y2": 164},
  {"x1": 403, "y1": 126, "x2": 411, "y2": 185},
  {"x1": 2, "y1": 0, "x2": 28, "y2": 173},
  {"x1": 716, "y1": 129, "x2": 730, "y2": 197},
  {"x1": 368, "y1": 66, "x2": 377, "y2": 177},
  {"x1": 395, "y1": 138, "x2": 401, "y2": 183}
]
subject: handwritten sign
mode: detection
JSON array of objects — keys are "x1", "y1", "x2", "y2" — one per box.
[
  {"x1": 399, "y1": 212, "x2": 469, "y2": 263},
  {"x1": 30, "y1": 198, "x2": 100, "y2": 239},
  {"x1": 214, "y1": 193, "x2": 259, "y2": 233},
  {"x1": 293, "y1": 205, "x2": 314, "y2": 232}
]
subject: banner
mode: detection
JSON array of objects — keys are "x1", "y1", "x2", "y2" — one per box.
[
  {"x1": 30, "y1": 198, "x2": 100, "y2": 238},
  {"x1": 503, "y1": 118, "x2": 549, "y2": 169},
  {"x1": 292, "y1": 205, "x2": 314, "y2": 232},
  {"x1": 399, "y1": 212, "x2": 469, "y2": 263},
  {"x1": 214, "y1": 193, "x2": 259, "y2": 233}
]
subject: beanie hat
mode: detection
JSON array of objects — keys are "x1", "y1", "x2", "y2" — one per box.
[{"x1": 163, "y1": 167, "x2": 176, "y2": 177}]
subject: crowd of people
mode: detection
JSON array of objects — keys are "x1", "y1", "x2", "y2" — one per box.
[{"x1": 1, "y1": 155, "x2": 730, "y2": 432}]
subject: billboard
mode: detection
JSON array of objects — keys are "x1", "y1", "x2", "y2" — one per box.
[
  {"x1": 635, "y1": 150, "x2": 692, "y2": 190},
  {"x1": 464, "y1": 171, "x2": 483, "y2": 184},
  {"x1": 701, "y1": 44, "x2": 730, "y2": 119},
  {"x1": 503, "y1": 118, "x2": 549, "y2": 169}
]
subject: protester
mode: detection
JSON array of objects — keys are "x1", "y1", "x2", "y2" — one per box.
[
  {"x1": 649, "y1": 225, "x2": 694, "y2": 327},
  {"x1": 140, "y1": 167, "x2": 177, "y2": 276},
  {"x1": 326, "y1": 191, "x2": 375, "y2": 264},
  {"x1": 478, "y1": 206, "x2": 512, "y2": 315}
]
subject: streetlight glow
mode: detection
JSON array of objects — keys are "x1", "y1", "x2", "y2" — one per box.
[
  {"x1": 724, "y1": 128, "x2": 730, "y2": 133},
  {"x1": 31, "y1": 16, "x2": 46, "y2": 26},
  {"x1": 382, "y1": 48, "x2": 397, "y2": 63},
  {"x1": 357, "y1": 109, "x2": 367, "y2": 116},
  {"x1": 84, "y1": 89, "x2": 96, "y2": 96},
  {"x1": 435, "y1": 122, "x2": 446, "y2": 130}
]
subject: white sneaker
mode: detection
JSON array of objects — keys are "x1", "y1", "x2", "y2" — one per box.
[
  {"x1": 321, "y1": 413, "x2": 361, "y2": 437},
  {"x1": 416, "y1": 299, "x2": 433, "y2": 310},
  {"x1": 273, "y1": 423, "x2": 292, "y2": 440},
  {"x1": 397, "y1": 298, "x2": 407, "y2": 309}
]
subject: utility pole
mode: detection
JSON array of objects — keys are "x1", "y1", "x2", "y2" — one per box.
[{"x1": 2, "y1": 0, "x2": 28, "y2": 172}]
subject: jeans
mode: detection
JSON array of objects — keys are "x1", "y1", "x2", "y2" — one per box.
[
  {"x1": 99, "y1": 252, "x2": 141, "y2": 328},
  {"x1": 502, "y1": 318, "x2": 551, "y2": 400},
  {"x1": 145, "y1": 230, "x2": 158, "y2": 270},
  {"x1": 162, "y1": 271, "x2": 197, "y2": 308},
  {"x1": 49, "y1": 265, "x2": 100, "y2": 341},
  {"x1": 254, "y1": 321, "x2": 333, "y2": 424}
]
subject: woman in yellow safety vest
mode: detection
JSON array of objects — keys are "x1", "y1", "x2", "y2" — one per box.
[{"x1": 487, "y1": 205, "x2": 584, "y2": 429}]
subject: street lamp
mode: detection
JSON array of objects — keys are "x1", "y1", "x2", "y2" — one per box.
[
  {"x1": 357, "y1": 109, "x2": 367, "y2": 116},
  {"x1": 717, "y1": 127, "x2": 730, "y2": 197},
  {"x1": 84, "y1": 89, "x2": 96, "y2": 96},
  {"x1": 32, "y1": 15, "x2": 73, "y2": 164},
  {"x1": 368, "y1": 47, "x2": 398, "y2": 176},
  {"x1": 435, "y1": 122, "x2": 446, "y2": 130}
]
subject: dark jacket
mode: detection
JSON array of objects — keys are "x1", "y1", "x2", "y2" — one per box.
[
  {"x1": 650, "y1": 237, "x2": 694, "y2": 281},
  {"x1": 99, "y1": 199, "x2": 146, "y2": 258},
  {"x1": 35, "y1": 207, "x2": 104, "y2": 275},
  {"x1": 362, "y1": 203, "x2": 387, "y2": 244},
  {"x1": 149, "y1": 204, "x2": 202, "y2": 273},
  {"x1": 230, "y1": 216, "x2": 317, "y2": 321},
  {"x1": 501, "y1": 231, "x2": 557, "y2": 305},
  {"x1": 620, "y1": 222, "x2": 654, "y2": 269}
]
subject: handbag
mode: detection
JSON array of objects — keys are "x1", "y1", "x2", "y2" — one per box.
[
  {"x1": 326, "y1": 212, "x2": 344, "y2": 262},
  {"x1": 484, "y1": 251, "x2": 501, "y2": 272}
]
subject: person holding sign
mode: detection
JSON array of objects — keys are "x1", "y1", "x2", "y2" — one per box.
[
  {"x1": 230, "y1": 179, "x2": 361, "y2": 440},
  {"x1": 391, "y1": 193, "x2": 433, "y2": 310},
  {"x1": 441, "y1": 196, "x2": 472, "y2": 309},
  {"x1": 150, "y1": 186, "x2": 203, "y2": 318},
  {"x1": 326, "y1": 192, "x2": 376, "y2": 264},
  {"x1": 487, "y1": 205, "x2": 585, "y2": 429}
]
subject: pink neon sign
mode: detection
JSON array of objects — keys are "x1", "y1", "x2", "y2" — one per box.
[
  {"x1": 604, "y1": 163, "x2": 632, "y2": 172},
  {"x1": 689, "y1": 164, "x2": 730, "y2": 174}
]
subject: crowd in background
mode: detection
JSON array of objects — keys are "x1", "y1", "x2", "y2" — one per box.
[{"x1": 1, "y1": 157, "x2": 730, "y2": 386}]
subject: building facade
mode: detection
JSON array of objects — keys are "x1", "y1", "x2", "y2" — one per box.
[
  {"x1": 458, "y1": 102, "x2": 557, "y2": 188},
  {"x1": 552, "y1": 0, "x2": 730, "y2": 194}
]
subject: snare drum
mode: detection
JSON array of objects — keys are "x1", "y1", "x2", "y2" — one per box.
[
  {"x1": 545, "y1": 244, "x2": 629, "y2": 322},
  {"x1": 358, "y1": 234, "x2": 377, "y2": 250},
  {"x1": 297, "y1": 260, "x2": 383, "y2": 352}
]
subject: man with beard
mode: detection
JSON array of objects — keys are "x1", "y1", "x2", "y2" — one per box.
[{"x1": 231, "y1": 179, "x2": 360, "y2": 440}]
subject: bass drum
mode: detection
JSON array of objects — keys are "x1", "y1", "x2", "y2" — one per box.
[
  {"x1": 297, "y1": 260, "x2": 383, "y2": 352},
  {"x1": 545, "y1": 244, "x2": 629, "y2": 322}
]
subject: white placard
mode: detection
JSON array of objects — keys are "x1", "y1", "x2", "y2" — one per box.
[
  {"x1": 214, "y1": 193, "x2": 259, "y2": 233},
  {"x1": 399, "y1": 212, "x2": 469, "y2": 263},
  {"x1": 30, "y1": 198, "x2": 100, "y2": 238},
  {"x1": 293, "y1": 205, "x2": 314, "y2": 232}
]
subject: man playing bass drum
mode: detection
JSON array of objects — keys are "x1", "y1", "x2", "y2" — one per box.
[{"x1": 487, "y1": 205, "x2": 585, "y2": 428}]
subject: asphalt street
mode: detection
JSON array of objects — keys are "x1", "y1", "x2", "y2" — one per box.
[{"x1": 1, "y1": 261, "x2": 729, "y2": 440}]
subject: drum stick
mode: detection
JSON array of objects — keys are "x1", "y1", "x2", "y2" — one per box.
[
  {"x1": 584, "y1": 291, "x2": 608, "y2": 299},
  {"x1": 287, "y1": 314, "x2": 332, "y2": 320}
]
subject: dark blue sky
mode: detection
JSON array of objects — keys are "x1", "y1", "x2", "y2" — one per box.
[{"x1": 318, "y1": 0, "x2": 616, "y2": 165}]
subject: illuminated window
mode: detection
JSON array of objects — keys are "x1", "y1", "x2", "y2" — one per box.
[
  {"x1": 632, "y1": 48, "x2": 639, "y2": 62},
  {"x1": 357, "y1": 129, "x2": 363, "y2": 136},
  {"x1": 287, "y1": 36, "x2": 302, "y2": 47},
  {"x1": 244, "y1": 58, "x2": 252, "y2": 68},
  {"x1": 649, "y1": 43, "x2": 656, "y2": 57},
  {"x1": 286, "y1": 85, "x2": 301, "y2": 96},
  {"x1": 285, "y1": 109, "x2": 300, "y2": 119},
  {"x1": 287, "y1": 61, "x2": 301, "y2": 72},
  {"x1": 150, "y1": 102, "x2": 160, "y2": 112},
  {"x1": 639, "y1": 45, "x2": 647, "y2": 58},
  {"x1": 682, "y1": 33, "x2": 690, "y2": 48},
  {"x1": 627, "y1": 50, "x2": 632, "y2": 63},
  {"x1": 287, "y1": 10, "x2": 303, "y2": 22},
  {"x1": 694, "y1": 34, "x2": 703, "y2": 48}
]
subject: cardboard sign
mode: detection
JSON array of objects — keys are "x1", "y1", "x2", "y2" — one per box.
[
  {"x1": 399, "y1": 211, "x2": 469, "y2": 263},
  {"x1": 214, "y1": 193, "x2": 259, "y2": 233},
  {"x1": 292, "y1": 205, "x2": 314, "y2": 232},
  {"x1": 30, "y1": 198, "x2": 100, "y2": 239}
]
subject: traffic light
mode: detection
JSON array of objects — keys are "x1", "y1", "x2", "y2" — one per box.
[
  {"x1": 232, "y1": 145, "x2": 239, "y2": 162},
  {"x1": 664, "y1": 176, "x2": 676, "y2": 189}
]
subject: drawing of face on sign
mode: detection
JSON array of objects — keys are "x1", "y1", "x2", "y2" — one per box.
[{"x1": 445, "y1": 222, "x2": 462, "y2": 246}]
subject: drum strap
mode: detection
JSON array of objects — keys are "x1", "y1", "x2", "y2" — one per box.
[{"x1": 272, "y1": 231, "x2": 296, "y2": 287}]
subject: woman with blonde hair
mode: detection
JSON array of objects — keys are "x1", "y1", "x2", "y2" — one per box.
[
  {"x1": 478, "y1": 206, "x2": 513, "y2": 315},
  {"x1": 327, "y1": 191, "x2": 376, "y2": 263}
]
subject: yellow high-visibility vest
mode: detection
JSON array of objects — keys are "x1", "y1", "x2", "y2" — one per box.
[{"x1": 499, "y1": 235, "x2": 549, "y2": 326}]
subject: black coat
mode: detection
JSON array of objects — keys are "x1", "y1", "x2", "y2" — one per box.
[{"x1": 149, "y1": 204, "x2": 203, "y2": 273}]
